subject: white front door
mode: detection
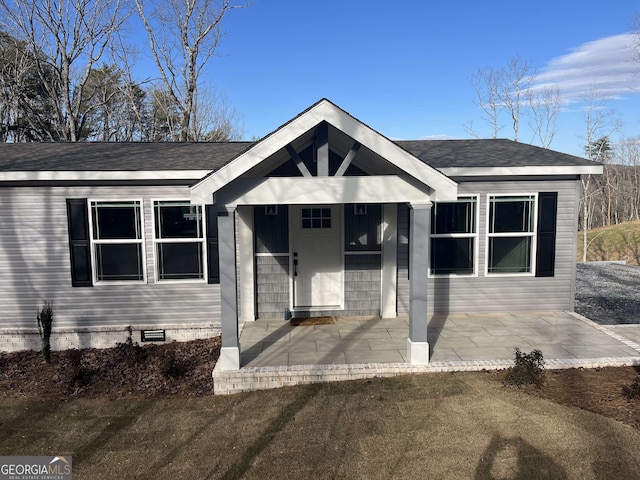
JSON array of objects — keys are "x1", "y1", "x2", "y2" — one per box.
[{"x1": 291, "y1": 205, "x2": 343, "y2": 309}]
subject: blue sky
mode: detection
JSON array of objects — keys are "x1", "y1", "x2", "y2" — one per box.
[{"x1": 142, "y1": 0, "x2": 640, "y2": 157}]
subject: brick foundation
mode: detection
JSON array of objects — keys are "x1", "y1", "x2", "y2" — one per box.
[{"x1": 0, "y1": 323, "x2": 221, "y2": 352}]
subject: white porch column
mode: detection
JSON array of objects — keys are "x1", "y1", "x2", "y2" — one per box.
[
  {"x1": 237, "y1": 206, "x2": 255, "y2": 322},
  {"x1": 381, "y1": 204, "x2": 398, "y2": 318},
  {"x1": 218, "y1": 207, "x2": 240, "y2": 370},
  {"x1": 407, "y1": 202, "x2": 432, "y2": 364}
]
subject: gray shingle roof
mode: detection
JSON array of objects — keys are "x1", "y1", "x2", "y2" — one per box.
[
  {"x1": 0, "y1": 138, "x2": 593, "y2": 173},
  {"x1": 0, "y1": 142, "x2": 253, "y2": 171},
  {"x1": 396, "y1": 139, "x2": 594, "y2": 168}
]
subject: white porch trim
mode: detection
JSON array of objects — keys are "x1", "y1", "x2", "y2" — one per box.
[
  {"x1": 237, "y1": 206, "x2": 255, "y2": 322},
  {"x1": 219, "y1": 346, "x2": 241, "y2": 371},
  {"x1": 407, "y1": 339, "x2": 430, "y2": 365},
  {"x1": 381, "y1": 204, "x2": 398, "y2": 318},
  {"x1": 204, "y1": 175, "x2": 448, "y2": 207}
]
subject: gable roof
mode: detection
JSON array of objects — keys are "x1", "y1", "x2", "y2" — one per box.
[{"x1": 191, "y1": 98, "x2": 459, "y2": 203}]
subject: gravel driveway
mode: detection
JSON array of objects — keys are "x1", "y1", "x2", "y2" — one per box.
[{"x1": 575, "y1": 262, "x2": 640, "y2": 325}]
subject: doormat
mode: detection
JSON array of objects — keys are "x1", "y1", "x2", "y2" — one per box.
[{"x1": 290, "y1": 316, "x2": 335, "y2": 326}]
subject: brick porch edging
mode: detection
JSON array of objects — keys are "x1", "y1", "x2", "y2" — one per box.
[
  {"x1": 214, "y1": 311, "x2": 640, "y2": 395},
  {"x1": 213, "y1": 356, "x2": 640, "y2": 395}
]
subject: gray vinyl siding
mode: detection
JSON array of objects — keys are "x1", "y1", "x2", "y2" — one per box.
[
  {"x1": 0, "y1": 185, "x2": 220, "y2": 328},
  {"x1": 397, "y1": 179, "x2": 580, "y2": 314},
  {"x1": 255, "y1": 255, "x2": 290, "y2": 319}
]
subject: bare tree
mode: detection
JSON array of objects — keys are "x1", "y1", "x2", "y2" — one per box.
[
  {"x1": 134, "y1": 0, "x2": 247, "y2": 142},
  {"x1": 466, "y1": 66, "x2": 502, "y2": 138},
  {"x1": 498, "y1": 55, "x2": 534, "y2": 142},
  {"x1": 615, "y1": 137, "x2": 640, "y2": 222},
  {"x1": 0, "y1": 0, "x2": 129, "y2": 141},
  {"x1": 191, "y1": 87, "x2": 243, "y2": 141},
  {"x1": 467, "y1": 55, "x2": 560, "y2": 147},
  {"x1": 580, "y1": 87, "x2": 622, "y2": 261},
  {"x1": 527, "y1": 85, "x2": 561, "y2": 148}
]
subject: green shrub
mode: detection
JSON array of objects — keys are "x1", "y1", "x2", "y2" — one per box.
[
  {"x1": 37, "y1": 300, "x2": 54, "y2": 363},
  {"x1": 505, "y1": 348, "x2": 545, "y2": 386}
]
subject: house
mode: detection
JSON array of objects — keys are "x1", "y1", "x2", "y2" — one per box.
[{"x1": 0, "y1": 99, "x2": 602, "y2": 369}]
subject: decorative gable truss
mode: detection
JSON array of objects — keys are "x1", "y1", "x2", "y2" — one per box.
[{"x1": 191, "y1": 99, "x2": 458, "y2": 207}]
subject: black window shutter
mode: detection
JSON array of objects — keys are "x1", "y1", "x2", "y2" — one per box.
[
  {"x1": 66, "y1": 199, "x2": 93, "y2": 287},
  {"x1": 205, "y1": 205, "x2": 220, "y2": 284},
  {"x1": 536, "y1": 192, "x2": 558, "y2": 277}
]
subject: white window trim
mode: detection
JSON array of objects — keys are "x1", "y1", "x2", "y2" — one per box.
[
  {"x1": 485, "y1": 193, "x2": 538, "y2": 277},
  {"x1": 429, "y1": 195, "x2": 479, "y2": 278},
  {"x1": 88, "y1": 198, "x2": 147, "y2": 285},
  {"x1": 151, "y1": 199, "x2": 208, "y2": 284}
]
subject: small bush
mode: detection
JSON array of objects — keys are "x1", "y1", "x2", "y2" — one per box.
[
  {"x1": 58, "y1": 349, "x2": 93, "y2": 391},
  {"x1": 37, "y1": 301, "x2": 54, "y2": 363},
  {"x1": 623, "y1": 375, "x2": 640, "y2": 400},
  {"x1": 505, "y1": 348, "x2": 545, "y2": 386},
  {"x1": 114, "y1": 327, "x2": 145, "y2": 366},
  {"x1": 159, "y1": 350, "x2": 187, "y2": 379}
]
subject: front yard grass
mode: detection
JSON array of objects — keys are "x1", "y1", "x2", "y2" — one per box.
[{"x1": 2, "y1": 372, "x2": 640, "y2": 479}]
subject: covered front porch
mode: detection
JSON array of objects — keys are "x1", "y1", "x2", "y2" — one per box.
[
  {"x1": 192, "y1": 100, "x2": 459, "y2": 371},
  {"x1": 212, "y1": 311, "x2": 640, "y2": 394}
]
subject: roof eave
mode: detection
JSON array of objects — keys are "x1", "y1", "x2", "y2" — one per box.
[
  {"x1": 438, "y1": 165, "x2": 603, "y2": 177},
  {"x1": 0, "y1": 170, "x2": 212, "y2": 182}
]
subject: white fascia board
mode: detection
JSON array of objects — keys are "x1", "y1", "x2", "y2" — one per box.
[
  {"x1": 190, "y1": 99, "x2": 458, "y2": 202},
  {"x1": 0, "y1": 170, "x2": 211, "y2": 182},
  {"x1": 439, "y1": 165, "x2": 603, "y2": 177},
  {"x1": 191, "y1": 104, "x2": 330, "y2": 200},
  {"x1": 211, "y1": 175, "x2": 439, "y2": 207}
]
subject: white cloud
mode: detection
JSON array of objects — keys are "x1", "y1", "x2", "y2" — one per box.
[{"x1": 532, "y1": 33, "x2": 638, "y2": 103}]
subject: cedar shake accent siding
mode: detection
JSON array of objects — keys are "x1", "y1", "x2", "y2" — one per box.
[
  {"x1": 0, "y1": 185, "x2": 220, "y2": 328},
  {"x1": 255, "y1": 256, "x2": 289, "y2": 318},
  {"x1": 397, "y1": 179, "x2": 579, "y2": 314},
  {"x1": 344, "y1": 254, "x2": 381, "y2": 316}
]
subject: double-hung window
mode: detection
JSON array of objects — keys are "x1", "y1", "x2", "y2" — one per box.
[
  {"x1": 154, "y1": 201, "x2": 205, "y2": 281},
  {"x1": 430, "y1": 196, "x2": 477, "y2": 275},
  {"x1": 90, "y1": 200, "x2": 145, "y2": 282},
  {"x1": 487, "y1": 195, "x2": 536, "y2": 274}
]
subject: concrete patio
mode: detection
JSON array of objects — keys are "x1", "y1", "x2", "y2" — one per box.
[{"x1": 213, "y1": 311, "x2": 640, "y2": 394}]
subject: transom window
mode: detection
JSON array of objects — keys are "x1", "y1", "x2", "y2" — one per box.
[
  {"x1": 487, "y1": 195, "x2": 536, "y2": 274},
  {"x1": 302, "y1": 207, "x2": 331, "y2": 229},
  {"x1": 154, "y1": 201, "x2": 205, "y2": 281},
  {"x1": 90, "y1": 200, "x2": 144, "y2": 282},
  {"x1": 430, "y1": 196, "x2": 477, "y2": 275}
]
